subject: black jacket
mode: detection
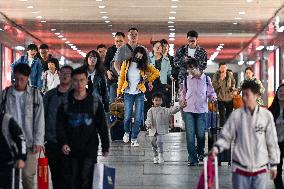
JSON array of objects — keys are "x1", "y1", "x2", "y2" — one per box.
[
  {"x1": 56, "y1": 91, "x2": 110, "y2": 159},
  {"x1": 0, "y1": 113, "x2": 27, "y2": 168},
  {"x1": 104, "y1": 45, "x2": 119, "y2": 83}
]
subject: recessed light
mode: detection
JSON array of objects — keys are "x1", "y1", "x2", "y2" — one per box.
[
  {"x1": 31, "y1": 11, "x2": 39, "y2": 14},
  {"x1": 55, "y1": 32, "x2": 60, "y2": 35},
  {"x1": 169, "y1": 28, "x2": 175, "y2": 31},
  {"x1": 51, "y1": 29, "x2": 56, "y2": 31},
  {"x1": 234, "y1": 17, "x2": 242, "y2": 20},
  {"x1": 233, "y1": 22, "x2": 238, "y2": 25},
  {"x1": 102, "y1": 16, "x2": 109, "y2": 19},
  {"x1": 108, "y1": 25, "x2": 112, "y2": 27},
  {"x1": 171, "y1": 5, "x2": 178, "y2": 8},
  {"x1": 172, "y1": 0, "x2": 179, "y2": 1},
  {"x1": 169, "y1": 16, "x2": 175, "y2": 20},
  {"x1": 169, "y1": 38, "x2": 175, "y2": 41},
  {"x1": 20, "y1": 0, "x2": 28, "y2": 1},
  {"x1": 96, "y1": 0, "x2": 102, "y2": 1},
  {"x1": 169, "y1": 11, "x2": 176, "y2": 14},
  {"x1": 100, "y1": 11, "x2": 107, "y2": 14},
  {"x1": 105, "y1": 20, "x2": 111, "y2": 23},
  {"x1": 239, "y1": 12, "x2": 246, "y2": 15},
  {"x1": 68, "y1": 44, "x2": 73, "y2": 46},
  {"x1": 0, "y1": 28, "x2": 3, "y2": 31},
  {"x1": 62, "y1": 38, "x2": 67, "y2": 40},
  {"x1": 99, "y1": 5, "x2": 106, "y2": 8},
  {"x1": 168, "y1": 21, "x2": 174, "y2": 24},
  {"x1": 27, "y1": 6, "x2": 33, "y2": 8},
  {"x1": 168, "y1": 25, "x2": 174, "y2": 28},
  {"x1": 227, "y1": 33, "x2": 233, "y2": 35},
  {"x1": 40, "y1": 20, "x2": 46, "y2": 23},
  {"x1": 65, "y1": 41, "x2": 70, "y2": 44},
  {"x1": 246, "y1": 0, "x2": 253, "y2": 2},
  {"x1": 58, "y1": 35, "x2": 64, "y2": 38},
  {"x1": 36, "y1": 16, "x2": 43, "y2": 19},
  {"x1": 220, "y1": 44, "x2": 224, "y2": 46},
  {"x1": 256, "y1": 45, "x2": 264, "y2": 51}
]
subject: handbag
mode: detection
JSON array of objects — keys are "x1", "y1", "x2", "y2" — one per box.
[
  {"x1": 93, "y1": 163, "x2": 115, "y2": 189},
  {"x1": 232, "y1": 94, "x2": 243, "y2": 109},
  {"x1": 37, "y1": 148, "x2": 49, "y2": 189},
  {"x1": 110, "y1": 99, "x2": 124, "y2": 120}
]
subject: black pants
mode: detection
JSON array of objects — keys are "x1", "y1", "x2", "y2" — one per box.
[
  {"x1": 218, "y1": 100, "x2": 233, "y2": 127},
  {"x1": 62, "y1": 156, "x2": 96, "y2": 189},
  {"x1": 0, "y1": 166, "x2": 19, "y2": 189},
  {"x1": 45, "y1": 142, "x2": 62, "y2": 189},
  {"x1": 274, "y1": 142, "x2": 284, "y2": 189}
]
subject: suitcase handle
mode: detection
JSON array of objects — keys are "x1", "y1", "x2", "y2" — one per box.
[{"x1": 204, "y1": 156, "x2": 219, "y2": 189}]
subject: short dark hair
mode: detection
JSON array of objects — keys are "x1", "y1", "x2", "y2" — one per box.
[
  {"x1": 13, "y1": 63, "x2": 31, "y2": 76},
  {"x1": 245, "y1": 67, "x2": 254, "y2": 73},
  {"x1": 48, "y1": 58, "x2": 60, "y2": 70},
  {"x1": 185, "y1": 58, "x2": 199, "y2": 69},
  {"x1": 39, "y1": 44, "x2": 49, "y2": 50},
  {"x1": 152, "y1": 92, "x2": 164, "y2": 100},
  {"x1": 71, "y1": 67, "x2": 88, "y2": 78},
  {"x1": 219, "y1": 62, "x2": 227, "y2": 68},
  {"x1": 27, "y1": 44, "x2": 38, "y2": 51},
  {"x1": 187, "y1": 30, "x2": 198, "y2": 38},
  {"x1": 60, "y1": 65, "x2": 73, "y2": 72},
  {"x1": 132, "y1": 46, "x2": 148, "y2": 70},
  {"x1": 241, "y1": 80, "x2": 260, "y2": 94},
  {"x1": 160, "y1": 39, "x2": 169, "y2": 45},
  {"x1": 97, "y1": 44, "x2": 107, "y2": 50},
  {"x1": 115, "y1": 32, "x2": 125, "y2": 38},
  {"x1": 128, "y1": 27, "x2": 138, "y2": 32}
]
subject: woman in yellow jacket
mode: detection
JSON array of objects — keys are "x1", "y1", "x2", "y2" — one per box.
[{"x1": 117, "y1": 46, "x2": 160, "y2": 147}]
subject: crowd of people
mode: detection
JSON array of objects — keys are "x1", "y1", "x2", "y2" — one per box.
[{"x1": 0, "y1": 27, "x2": 283, "y2": 189}]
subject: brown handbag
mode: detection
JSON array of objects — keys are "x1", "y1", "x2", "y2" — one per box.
[
  {"x1": 110, "y1": 99, "x2": 124, "y2": 120},
  {"x1": 232, "y1": 94, "x2": 243, "y2": 109}
]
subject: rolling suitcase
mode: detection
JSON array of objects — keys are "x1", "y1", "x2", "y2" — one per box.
[
  {"x1": 109, "y1": 115, "x2": 125, "y2": 141},
  {"x1": 12, "y1": 168, "x2": 22, "y2": 189},
  {"x1": 197, "y1": 156, "x2": 219, "y2": 189}
]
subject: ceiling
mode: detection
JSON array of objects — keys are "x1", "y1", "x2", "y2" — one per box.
[{"x1": 0, "y1": 0, "x2": 284, "y2": 63}]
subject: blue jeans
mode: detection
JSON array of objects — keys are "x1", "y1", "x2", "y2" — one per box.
[
  {"x1": 124, "y1": 93, "x2": 144, "y2": 140},
  {"x1": 108, "y1": 82, "x2": 117, "y2": 104},
  {"x1": 232, "y1": 172, "x2": 267, "y2": 189},
  {"x1": 184, "y1": 112, "x2": 207, "y2": 163}
]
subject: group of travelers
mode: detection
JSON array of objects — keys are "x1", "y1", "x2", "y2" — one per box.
[{"x1": 0, "y1": 26, "x2": 283, "y2": 189}]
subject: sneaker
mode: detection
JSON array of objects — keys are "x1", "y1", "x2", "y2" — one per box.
[
  {"x1": 198, "y1": 155, "x2": 204, "y2": 162},
  {"x1": 153, "y1": 156, "x2": 159, "y2": 164},
  {"x1": 123, "y1": 133, "x2": 129, "y2": 143},
  {"x1": 131, "y1": 140, "x2": 139, "y2": 147},
  {"x1": 158, "y1": 153, "x2": 164, "y2": 164},
  {"x1": 187, "y1": 162, "x2": 197, "y2": 166}
]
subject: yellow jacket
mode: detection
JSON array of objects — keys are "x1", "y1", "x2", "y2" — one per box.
[{"x1": 117, "y1": 60, "x2": 160, "y2": 95}]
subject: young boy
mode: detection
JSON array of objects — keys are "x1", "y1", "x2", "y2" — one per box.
[
  {"x1": 145, "y1": 92, "x2": 181, "y2": 164},
  {"x1": 0, "y1": 112, "x2": 26, "y2": 188},
  {"x1": 211, "y1": 80, "x2": 280, "y2": 189}
]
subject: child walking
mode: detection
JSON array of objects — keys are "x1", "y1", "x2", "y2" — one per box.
[{"x1": 145, "y1": 92, "x2": 182, "y2": 164}]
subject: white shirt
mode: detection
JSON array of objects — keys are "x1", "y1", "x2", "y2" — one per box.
[
  {"x1": 45, "y1": 70, "x2": 60, "y2": 92},
  {"x1": 28, "y1": 57, "x2": 34, "y2": 67},
  {"x1": 13, "y1": 89, "x2": 25, "y2": 127},
  {"x1": 125, "y1": 62, "x2": 141, "y2": 94},
  {"x1": 188, "y1": 48, "x2": 196, "y2": 58},
  {"x1": 88, "y1": 70, "x2": 96, "y2": 82}
]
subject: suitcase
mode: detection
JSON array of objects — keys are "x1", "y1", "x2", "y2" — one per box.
[
  {"x1": 109, "y1": 115, "x2": 125, "y2": 141},
  {"x1": 12, "y1": 168, "x2": 22, "y2": 189},
  {"x1": 197, "y1": 156, "x2": 219, "y2": 189}
]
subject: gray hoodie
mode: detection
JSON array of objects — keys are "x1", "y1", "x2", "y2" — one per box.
[{"x1": 214, "y1": 106, "x2": 280, "y2": 172}]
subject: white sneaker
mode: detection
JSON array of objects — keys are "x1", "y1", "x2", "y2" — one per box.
[
  {"x1": 131, "y1": 140, "x2": 139, "y2": 147},
  {"x1": 153, "y1": 156, "x2": 159, "y2": 164},
  {"x1": 123, "y1": 133, "x2": 129, "y2": 143},
  {"x1": 158, "y1": 153, "x2": 164, "y2": 164}
]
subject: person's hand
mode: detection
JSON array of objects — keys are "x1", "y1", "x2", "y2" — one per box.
[
  {"x1": 33, "y1": 145, "x2": 43, "y2": 154},
  {"x1": 62, "y1": 144, "x2": 71, "y2": 155},
  {"x1": 117, "y1": 94, "x2": 122, "y2": 100},
  {"x1": 107, "y1": 70, "x2": 113, "y2": 80},
  {"x1": 209, "y1": 147, "x2": 218, "y2": 158},
  {"x1": 179, "y1": 100, "x2": 187, "y2": 108},
  {"x1": 220, "y1": 73, "x2": 226, "y2": 80},
  {"x1": 148, "y1": 83, "x2": 153, "y2": 91},
  {"x1": 16, "y1": 160, "x2": 25, "y2": 169},
  {"x1": 170, "y1": 76, "x2": 176, "y2": 82},
  {"x1": 211, "y1": 96, "x2": 217, "y2": 102},
  {"x1": 102, "y1": 151, "x2": 109, "y2": 157},
  {"x1": 142, "y1": 75, "x2": 148, "y2": 82},
  {"x1": 270, "y1": 169, "x2": 277, "y2": 180}
]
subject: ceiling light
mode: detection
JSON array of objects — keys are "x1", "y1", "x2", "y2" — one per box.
[
  {"x1": 77, "y1": 50, "x2": 82, "y2": 52},
  {"x1": 220, "y1": 44, "x2": 224, "y2": 46},
  {"x1": 169, "y1": 38, "x2": 175, "y2": 41},
  {"x1": 96, "y1": 0, "x2": 102, "y2": 1},
  {"x1": 168, "y1": 25, "x2": 174, "y2": 28},
  {"x1": 61, "y1": 38, "x2": 67, "y2": 41},
  {"x1": 54, "y1": 32, "x2": 60, "y2": 35},
  {"x1": 27, "y1": 6, "x2": 33, "y2": 8},
  {"x1": 277, "y1": 26, "x2": 284, "y2": 32},
  {"x1": 108, "y1": 25, "x2": 112, "y2": 27},
  {"x1": 234, "y1": 17, "x2": 242, "y2": 20},
  {"x1": 51, "y1": 28, "x2": 56, "y2": 31},
  {"x1": 168, "y1": 21, "x2": 174, "y2": 24},
  {"x1": 15, "y1": 46, "x2": 25, "y2": 51},
  {"x1": 98, "y1": 5, "x2": 106, "y2": 8},
  {"x1": 58, "y1": 35, "x2": 64, "y2": 38},
  {"x1": 169, "y1": 28, "x2": 175, "y2": 31},
  {"x1": 256, "y1": 45, "x2": 264, "y2": 51},
  {"x1": 169, "y1": 16, "x2": 175, "y2": 20},
  {"x1": 169, "y1": 11, "x2": 176, "y2": 14},
  {"x1": 227, "y1": 33, "x2": 233, "y2": 35},
  {"x1": 40, "y1": 20, "x2": 46, "y2": 23},
  {"x1": 20, "y1": 0, "x2": 28, "y2": 1},
  {"x1": 0, "y1": 28, "x2": 3, "y2": 31},
  {"x1": 100, "y1": 11, "x2": 107, "y2": 14},
  {"x1": 36, "y1": 16, "x2": 43, "y2": 19},
  {"x1": 233, "y1": 22, "x2": 238, "y2": 25},
  {"x1": 71, "y1": 45, "x2": 76, "y2": 48},
  {"x1": 217, "y1": 46, "x2": 224, "y2": 49},
  {"x1": 239, "y1": 12, "x2": 246, "y2": 15},
  {"x1": 266, "y1": 45, "x2": 275, "y2": 51},
  {"x1": 68, "y1": 44, "x2": 73, "y2": 46},
  {"x1": 105, "y1": 20, "x2": 111, "y2": 23},
  {"x1": 31, "y1": 11, "x2": 39, "y2": 14},
  {"x1": 238, "y1": 61, "x2": 245, "y2": 66},
  {"x1": 247, "y1": 61, "x2": 255, "y2": 65},
  {"x1": 171, "y1": 5, "x2": 178, "y2": 8},
  {"x1": 102, "y1": 16, "x2": 109, "y2": 19},
  {"x1": 246, "y1": 0, "x2": 253, "y2": 2},
  {"x1": 172, "y1": 0, "x2": 178, "y2": 1},
  {"x1": 65, "y1": 41, "x2": 70, "y2": 44}
]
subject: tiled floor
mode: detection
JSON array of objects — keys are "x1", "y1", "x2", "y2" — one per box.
[{"x1": 97, "y1": 131, "x2": 276, "y2": 189}]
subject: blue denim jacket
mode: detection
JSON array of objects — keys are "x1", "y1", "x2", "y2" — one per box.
[
  {"x1": 149, "y1": 53, "x2": 172, "y2": 85},
  {"x1": 11, "y1": 55, "x2": 43, "y2": 89}
]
